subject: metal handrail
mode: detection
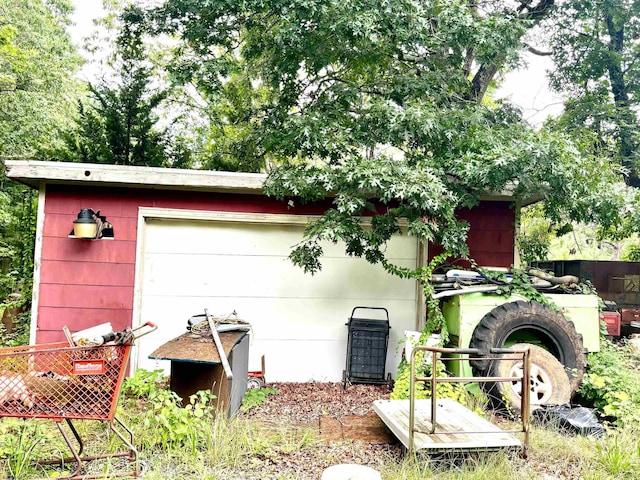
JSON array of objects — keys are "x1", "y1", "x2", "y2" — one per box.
[{"x1": 408, "y1": 345, "x2": 531, "y2": 457}]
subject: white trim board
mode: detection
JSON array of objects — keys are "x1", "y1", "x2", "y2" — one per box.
[{"x1": 30, "y1": 186, "x2": 46, "y2": 345}]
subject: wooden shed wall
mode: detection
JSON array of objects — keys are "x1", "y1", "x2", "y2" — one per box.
[
  {"x1": 429, "y1": 201, "x2": 516, "y2": 268},
  {"x1": 36, "y1": 185, "x2": 515, "y2": 343},
  {"x1": 37, "y1": 185, "x2": 319, "y2": 343}
]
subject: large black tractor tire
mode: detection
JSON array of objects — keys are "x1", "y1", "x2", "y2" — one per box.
[{"x1": 469, "y1": 300, "x2": 587, "y2": 394}]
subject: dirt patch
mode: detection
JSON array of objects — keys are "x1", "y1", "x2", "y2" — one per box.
[
  {"x1": 243, "y1": 381, "x2": 396, "y2": 441},
  {"x1": 233, "y1": 382, "x2": 590, "y2": 480},
  {"x1": 234, "y1": 382, "x2": 399, "y2": 478},
  {"x1": 242, "y1": 382, "x2": 391, "y2": 423}
]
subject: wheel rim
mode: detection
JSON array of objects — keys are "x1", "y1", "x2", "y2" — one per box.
[
  {"x1": 247, "y1": 378, "x2": 261, "y2": 389},
  {"x1": 507, "y1": 361, "x2": 554, "y2": 405}
]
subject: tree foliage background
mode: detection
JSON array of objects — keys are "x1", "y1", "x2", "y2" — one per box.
[
  {"x1": 143, "y1": 0, "x2": 635, "y2": 280},
  {"x1": 55, "y1": 5, "x2": 194, "y2": 168},
  {"x1": 0, "y1": 0, "x2": 81, "y2": 323}
]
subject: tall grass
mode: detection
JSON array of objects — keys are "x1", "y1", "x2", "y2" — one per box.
[
  {"x1": 3, "y1": 342, "x2": 640, "y2": 479},
  {"x1": 2, "y1": 403, "x2": 640, "y2": 479}
]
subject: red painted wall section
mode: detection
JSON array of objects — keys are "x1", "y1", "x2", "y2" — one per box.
[
  {"x1": 37, "y1": 185, "x2": 333, "y2": 342},
  {"x1": 37, "y1": 186, "x2": 515, "y2": 342},
  {"x1": 428, "y1": 201, "x2": 516, "y2": 269}
]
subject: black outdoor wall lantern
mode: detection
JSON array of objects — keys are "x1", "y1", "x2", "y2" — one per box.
[{"x1": 70, "y1": 209, "x2": 114, "y2": 239}]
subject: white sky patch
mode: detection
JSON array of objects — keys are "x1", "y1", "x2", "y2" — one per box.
[
  {"x1": 495, "y1": 52, "x2": 565, "y2": 127},
  {"x1": 69, "y1": 0, "x2": 107, "y2": 82}
]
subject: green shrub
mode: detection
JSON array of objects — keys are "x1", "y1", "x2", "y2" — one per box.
[
  {"x1": 391, "y1": 357, "x2": 468, "y2": 404},
  {"x1": 122, "y1": 368, "x2": 167, "y2": 398},
  {"x1": 577, "y1": 339, "x2": 640, "y2": 427},
  {"x1": 134, "y1": 388, "x2": 217, "y2": 451},
  {"x1": 241, "y1": 387, "x2": 278, "y2": 412}
]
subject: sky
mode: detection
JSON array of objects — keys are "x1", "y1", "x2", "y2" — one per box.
[{"x1": 68, "y1": 0, "x2": 564, "y2": 126}]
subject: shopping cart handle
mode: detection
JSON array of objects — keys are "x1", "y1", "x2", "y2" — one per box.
[{"x1": 129, "y1": 322, "x2": 158, "y2": 340}]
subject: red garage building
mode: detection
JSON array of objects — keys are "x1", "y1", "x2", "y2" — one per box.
[{"x1": 6, "y1": 160, "x2": 521, "y2": 381}]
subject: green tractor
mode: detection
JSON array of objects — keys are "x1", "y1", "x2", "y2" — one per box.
[{"x1": 434, "y1": 269, "x2": 605, "y2": 412}]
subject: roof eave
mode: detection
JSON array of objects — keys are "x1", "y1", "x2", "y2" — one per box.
[
  {"x1": 4, "y1": 160, "x2": 538, "y2": 204},
  {"x1": 4, "y1": 160, "x2": 266, "y2": 194}
]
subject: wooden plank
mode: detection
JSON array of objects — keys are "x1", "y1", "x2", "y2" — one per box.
[
  {"x1": 40, "y1": 260, "x2": 135, "y2": 286},
  {"x1": 39, "y1": 284, "x2": 133, "y2": 309},
  {"x1": 373, "y1": 399, "x2": 521, "y2": 452},
  {"x1": 37, "y1": 306, "x2": 132, "y2": 331},
  {"x1": 41, "y1": 236, "x2": 136, "y2": 263}
]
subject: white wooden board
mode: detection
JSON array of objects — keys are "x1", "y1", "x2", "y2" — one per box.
[
  {"x1": 373, "y1": 399, "x2": 522, "y2": 452},
  {"x1": 134, "y1": 217, "x2": 419, "y2": 381}
]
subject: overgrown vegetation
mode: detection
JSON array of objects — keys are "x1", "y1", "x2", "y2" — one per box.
[
  {"x1": 241, "y1": 386, "x2": 279, "y2": 412},
  {"x1": 1, "y1": 360, "x2": 640, "y2": 479},
  {"x1": 391, "y1": 357, "x2": 469, "y2": 405},
  {"x1": 576, "y1": 339, "x2": 640, "y2": 428},
  {"x1": 121, "y1": 368, "x2": 167, "y2": 398}
]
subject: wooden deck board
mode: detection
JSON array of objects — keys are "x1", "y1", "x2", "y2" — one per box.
[{"x1": 373, "y1": 399, "x2": 522, "y2": 452}]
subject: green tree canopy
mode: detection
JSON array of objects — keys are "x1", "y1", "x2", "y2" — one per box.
[
  {"x1": 59, "y1": 6, "x2": 191, "y2": 168},
  {"x1": 0, "y1": 0, "x2": 82, "y2": 157},
  {"x1": 142, "y1": 0, "x2": 629, "y2": 277},
  {"x1": 548, "y1": 0, "x2": 640, "y2": 189},
  {"x1": 0, "y1": 0, "x2": 80, "y2": 310}
]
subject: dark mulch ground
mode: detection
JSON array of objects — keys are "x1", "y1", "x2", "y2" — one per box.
[
  {"x1": 232, "y1": 382, "x2": 401, "y2": 479},
  {"x1": 243, "y1": 381, "x2": 392, "y2": 423},
  {"x1": 229, "y1": 381, "x2": 593, "y2": 480}
]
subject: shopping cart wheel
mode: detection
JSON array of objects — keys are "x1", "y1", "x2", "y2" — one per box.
[{"x1": 342, "y1": 370, "x2": 348, "y2": 390}]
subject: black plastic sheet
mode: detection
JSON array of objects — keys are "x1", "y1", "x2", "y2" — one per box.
[{"x1": 532, "y1": 404, "x2": 605, "y2": 438}]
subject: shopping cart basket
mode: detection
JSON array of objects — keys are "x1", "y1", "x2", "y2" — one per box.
[{"x1": 0, "y1": 322, "x2": 156, "y2": 479}]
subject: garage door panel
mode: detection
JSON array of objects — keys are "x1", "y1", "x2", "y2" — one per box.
[
  {"x1": 142, "y1": 254, "x2": 416, "y2": 300},
  {"x1": 249, "y1": 340, "x2": 347, "y2": 382},
  {"x1": 145, "y1": 220, "x2": 417, "y2": 260},
  {"x1": 140, "y1": 296, "x2": 415, "y2": 340},
  {"x1": 138, "y1": 338, "x2": 349, "y2": 383},
  {"x1": 136, "y1": 216, "x2": 418, "y2": 381},
  {"x1": 145, "y1": 221, "x2": 300, "y2": 255},
  {"x1": 137, "y1": 294, "x2": 414, "y2": 380}
]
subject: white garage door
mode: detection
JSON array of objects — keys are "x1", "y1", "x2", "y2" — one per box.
[{"x1": 133, "y1": 212, "x2": 419, "y2": 382}]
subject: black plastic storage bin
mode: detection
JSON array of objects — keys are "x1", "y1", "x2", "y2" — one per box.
[{"x1": 343, "y1": 307, "x2": 392, "y2": 389}]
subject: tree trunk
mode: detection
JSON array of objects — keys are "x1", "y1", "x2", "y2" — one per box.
[{"x1": 605, "y1": 8, "x2": 640, "y2": 188}]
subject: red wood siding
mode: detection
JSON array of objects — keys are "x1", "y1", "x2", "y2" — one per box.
[
  {"x1": 36, "y1": 186, "x2": 333, "y2": 342},
  {"x1": 428, "y1": 201, "x2": 516, "y2": 269},
  {"x1": 37, "y1": 186, "x2": 515, "y2": 342}
]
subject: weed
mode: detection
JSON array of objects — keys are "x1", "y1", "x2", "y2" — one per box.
[
  {"x1": 241, "y1": 386, "x2": 278, "y2": 412},
  {"x1": 391, "y1": 356, "x2": 475, "y2": 409},
  {"x1": 131, "y1": 388, "x2": 217, "y2": 451},
  {"x1": 122, "y1": 368, "x2": 167, "y2": 397},
  {"x1": 577, "y1": 339, "x2": 640, "y2": 427},
  {"x1": 0, "y1": 419, "x2": 46, "y2": 479},
  {"x1": 594, "y1": 429, "x2": 640, "y2": 476}
]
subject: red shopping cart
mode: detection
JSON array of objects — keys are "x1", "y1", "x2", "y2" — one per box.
[{"x1": 0, "y1": 322, "x2": 156, "y2": 479}]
